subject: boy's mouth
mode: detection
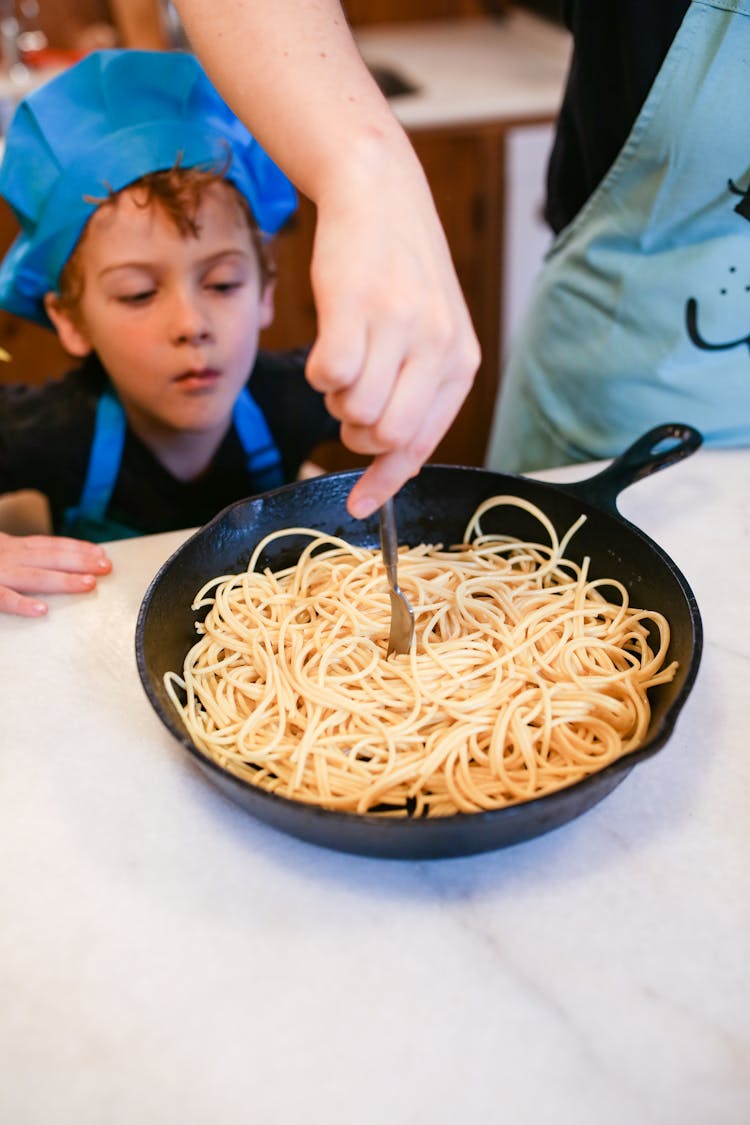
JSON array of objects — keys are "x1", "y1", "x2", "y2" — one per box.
[{"x1": 174, "y1": 367, "x2": 221, "y2": 390}]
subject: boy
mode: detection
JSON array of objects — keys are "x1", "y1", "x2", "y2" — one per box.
[{"x1": 0, "y1": 49, "x2": 338, "y2": 617}]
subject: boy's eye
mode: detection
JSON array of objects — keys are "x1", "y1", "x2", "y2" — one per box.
[
  {"x1": 206, "y1": 278, "x2": 244, "y2": 294},
  {"x1": 117, "y1": 289, "x2": 156, "y2": 305}
]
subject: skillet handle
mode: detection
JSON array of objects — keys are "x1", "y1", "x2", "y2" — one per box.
[{"x1": 552, "y1": 423, "x2": 703, "y2": 515}]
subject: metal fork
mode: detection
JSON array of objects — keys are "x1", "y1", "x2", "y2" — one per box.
[{"x1": 379, "y1": 496, "x2": 415, "y2": 656}]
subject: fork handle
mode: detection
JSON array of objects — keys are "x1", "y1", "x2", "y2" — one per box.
[{"x1": 379, "y1": 496, "x2": 399, "y2": 587}]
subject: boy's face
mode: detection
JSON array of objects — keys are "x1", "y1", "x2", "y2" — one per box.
[{"x1": 45, "y1": 181, "x2": 274, "y2": 449}]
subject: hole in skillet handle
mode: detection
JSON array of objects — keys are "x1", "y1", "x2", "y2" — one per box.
[{"x1": 552, "y1": 423, "x2": 703, "y2": 515}]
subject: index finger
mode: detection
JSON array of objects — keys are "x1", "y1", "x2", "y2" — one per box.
[{"x1": 343, "y1": 372, "x2": 473, "y2": 518}]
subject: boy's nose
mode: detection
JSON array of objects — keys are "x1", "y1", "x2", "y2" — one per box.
[
  {"x1": 170, "y1": 292, "x2": 213, "y2": 345},
  {"x1": 176, "y1": 324, "x2": 212, "y2": 346}
]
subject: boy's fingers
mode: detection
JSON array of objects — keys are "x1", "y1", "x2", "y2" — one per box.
[
  {"x1": 0, "y1": 585, "x2": 48, "y2": 617},
  {"x1": 0, "y1": 534, "x2": 112, "y2": 615},
  {"x1": 0, "y1": 532, "x2": 112, "y2": 576},
  {"x1": 0, "y1": 567, "x2": 100, "y2": 597}
]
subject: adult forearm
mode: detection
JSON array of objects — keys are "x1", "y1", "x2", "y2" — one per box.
[{"x1": 172, "y1": 0, "x2": 413, "y2": 204}]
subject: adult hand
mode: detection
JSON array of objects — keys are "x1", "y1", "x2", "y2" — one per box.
[
  {"x1": 0, "y1": 532, "x2": 112, "y2": 617},
  {"x1": 306, "y1": 142, "x2": 479, "y2": 518}
]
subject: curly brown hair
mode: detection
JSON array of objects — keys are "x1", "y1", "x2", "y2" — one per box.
[{"x1": 57, "y1": 163, "x2": 276, "y2": 315}]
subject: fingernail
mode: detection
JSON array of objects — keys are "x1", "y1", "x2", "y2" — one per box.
[
  {"x1": 30, "y1": 601, "x2": 47, "y2": 616},
  {"x1": 80, "y1": 574, "x2": 97, "y2": 588},
  {"x1": 96, "y1": 557, "x2": 111, "y2": 570},
  {"x1": 350, "y1": 496, "x2": 378, "y2": 520}
]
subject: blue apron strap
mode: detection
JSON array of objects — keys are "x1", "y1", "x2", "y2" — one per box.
[
  {"x1": 63, "y1": 385, "x2": 282, "y2": 540},
  {"x1": 233, "y1": 387, "x2": 284, "y2": 490},
  {"x1": 72, "y1": 386, "x2": 127, "y2": 524}
]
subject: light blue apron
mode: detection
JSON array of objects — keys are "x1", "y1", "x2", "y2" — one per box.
[
  {"x1": 62, "y1": 385, "x2": 284, "y2": 542},
  {"x1": 486, "y1": 0, "x2": 750, "y2": 472}
]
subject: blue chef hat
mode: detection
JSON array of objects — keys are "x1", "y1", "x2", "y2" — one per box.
[{"x1": 0, "y1": 49, "x2": 297, "y2": 326}]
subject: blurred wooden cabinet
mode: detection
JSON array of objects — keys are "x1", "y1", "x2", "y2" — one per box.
[
  {"x1": 0, "y1": 200, "x2": 72, "y2": 381},
  {"x1": 413, "y1": 125, "x2": 504, "y2": 466}
]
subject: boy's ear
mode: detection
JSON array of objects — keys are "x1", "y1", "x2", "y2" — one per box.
[
  {"x1": 43, "y1": 293, "x2": 93, "y2": 358},
  {"x1": 259, "y1": 279, "x2": 276, "y2": 330}
]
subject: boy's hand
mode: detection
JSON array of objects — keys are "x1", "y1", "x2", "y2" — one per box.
[{"x1": 0, "y1": 532, "x2": 113, "y2": 618}]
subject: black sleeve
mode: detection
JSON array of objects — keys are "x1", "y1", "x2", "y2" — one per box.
[
  {"x1": 0, "y1": 384, "x2": 33, "y2": 493},
  {"x1": 546, "y1": 0, "x2": 690, "y2": 233},
  {"x1": 249, "y1": 348, "x2": 340, "y2": 481},
  {"x1": 0, "y1": 368, "x2": 96, "y2": 519}
]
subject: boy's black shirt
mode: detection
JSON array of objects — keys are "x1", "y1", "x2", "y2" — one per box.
[
  {"x1": 546, "y1": 0, "x2": 691, "y2": 233},
  {"x1": 0, "y1": 348, "x2": 339, "y2": 536}
]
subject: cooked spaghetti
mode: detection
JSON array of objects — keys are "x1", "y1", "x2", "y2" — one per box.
[{"x1": 164, "y1": 496, "x2": 677, "y2": 816}]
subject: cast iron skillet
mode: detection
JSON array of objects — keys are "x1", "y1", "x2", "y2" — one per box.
[{"x1": 136, "y1": 423, "x2": 703, "y2": 859}]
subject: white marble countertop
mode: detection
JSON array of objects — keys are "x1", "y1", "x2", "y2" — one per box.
[
  {"x1": 356, "y1": 10, "x2": 571, "y2": 129},
  {"x1": 1, "y1": 447, "x2": 749, "y2": 1125}
]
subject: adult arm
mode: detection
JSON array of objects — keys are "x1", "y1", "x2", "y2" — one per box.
[
  {"x1": 173, "y1": 0, "x2": 480, "y2": 518},
  {"x1": 0, "y1": 533, "x2": 112, "y2": 617}
]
